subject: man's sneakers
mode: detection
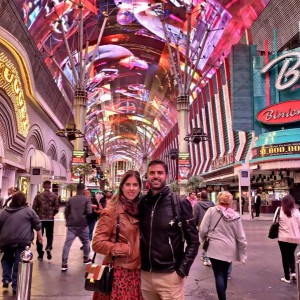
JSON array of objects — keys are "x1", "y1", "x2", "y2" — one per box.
[
  {"x1": 37, "y1": 251, "x2": 44, "y2": 261},
  {"x1": 281, "y1": 277, "x2": 291, "y2": 283},
  {"x1": 46, "y1": 249, "x2": 52, "y2": 260},
  {"x1": 2, "y1": 281, "x2": 9, "y2": 288},
  {"x1": 83, "y1": 258, "x2": 92, "y2": 265},
  {"x1": 291, "y1": 273, "x2": 296, "y2": 281},
  {"x1": 61, "y1": 264, "x2": 68, "y2": 272}
]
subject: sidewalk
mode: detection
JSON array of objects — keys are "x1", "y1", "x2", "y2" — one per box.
[{"x1": 0, "y1": 210, "x2": 297, "y2": 299}]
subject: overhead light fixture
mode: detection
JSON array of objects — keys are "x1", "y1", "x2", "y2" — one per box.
[
  {"x1": 56, "y1": 123, "x2": 85, "y2": 141},
  {"x1": 184, "y1": 128, "x2": 209, "y2": 144}
]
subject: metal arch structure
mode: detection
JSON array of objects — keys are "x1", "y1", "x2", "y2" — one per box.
[{"x1": 13, "y1": 0, "x2": 270, "y2": 172}]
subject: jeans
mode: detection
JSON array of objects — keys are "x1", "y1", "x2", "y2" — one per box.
[
  {"x1": 210, "y1": 258, "x2": 231, "y2": 300},
  {"x1": 62, "y1": 226, "x2": 90, "y2": 264},
  {"x1": 88, "y1": 219, "x2": 97, "y2": 241},
  {"x1": 1, "y1": 245, "x2": 24, "y2": 290},
  {"x1": 36, "y1": 221, "x2": 54, "y2": 255},
  {"x1": 278, "y1": 241, "x2": 297, "y2": 280}
]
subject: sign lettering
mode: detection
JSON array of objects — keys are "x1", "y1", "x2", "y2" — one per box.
[
  {"x1": 256, "y1": 100, "x2": 300, "y2": 124},
  {"x1": 211, "y1": 153, "x2": 235, "y2": 170},
  {"x1": 261, "y1": 51, "x2": 300, "y2": 91},
  {"x1": 0, "y1": 52, "x2": 29, "y2": 136},
  {"x1": 252, "y1": 142, "x2": 300, "y2": 159}
]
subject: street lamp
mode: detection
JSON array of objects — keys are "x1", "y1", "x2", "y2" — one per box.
[{"x1": 184, "y1": 127, "x2": 209, "y2": 144}]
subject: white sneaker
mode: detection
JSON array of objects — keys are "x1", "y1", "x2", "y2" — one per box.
[
  {"x1": 203, "y1": 261, "x2": 212, "y2": 266},
  {"x1": 291, "y1": 273, "x2": 296, "y2": 280},
  {"x1": 281, "y1": 278, "x2": 290, "y2": 283}
]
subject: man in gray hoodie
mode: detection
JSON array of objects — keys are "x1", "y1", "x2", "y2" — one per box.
[
  {"x1": 61, "y1": 183, "x2": 92, "y2": 271},
  {"x1": 193, "y1": 190, "x2": 215, "y2": 266}
]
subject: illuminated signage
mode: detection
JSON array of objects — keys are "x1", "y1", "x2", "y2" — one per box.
[
  {"x1": 0, "y1": 52, "x2": 29, "y2": 136},
  {"x1": 252, "y1": 142, "x2": 300, "y2": 159},
  {"x1": 178, "y1": 152, "x2": 190, "y2": 184},
  {"x1": 261, "y1": 51, "x2": 300, "y2": 91},
  {"x1": 256, "y1": 100, "x2": 300, "y2": 125},
  {"x1": 211, "y1": 153, "x2": 235, "y2": 170},
  {"x1": 72, "y1": 150, "x2": 85, "y2": 164}
]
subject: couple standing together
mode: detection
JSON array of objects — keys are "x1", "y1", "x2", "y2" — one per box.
[{"x1": 92, "y1": 159, "x2": 200, "y2": 300}]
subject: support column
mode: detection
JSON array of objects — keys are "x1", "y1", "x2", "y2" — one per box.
[
  {"x1": 74, "y1": 89, "x2": 87, "y2": 151},
  {"x1": 177, "y1": 95, "x2": 190, "y2": 154},
  {"x1": 142, "y1": 155, "x2": 148, "y2": 176}
]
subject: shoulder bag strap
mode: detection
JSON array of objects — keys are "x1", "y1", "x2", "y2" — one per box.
[
  {"x1": 171, "y1": 192, "x2": 185, "y2": 242},
  {"x1": 111, "y1": 215, "x2": 120, "y2": 265},
  {"x1": 273, "y1": 206, "x2": 280, "y2": 224},
  {"x1": 211, "y1": 210, "x2": 223, "y2": 232}
]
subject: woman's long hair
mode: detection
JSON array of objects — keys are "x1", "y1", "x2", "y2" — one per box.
[
  {"x1": 281, "y1": 194, "x2": 295, "y2": 218},
  {"x1": 111, "y1": 170, "x2": 141, "y2": 204}
]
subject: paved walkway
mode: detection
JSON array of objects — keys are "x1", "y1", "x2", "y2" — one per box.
[{"x1": 0, "y1": 211, "x2": 298, "y2": 299}]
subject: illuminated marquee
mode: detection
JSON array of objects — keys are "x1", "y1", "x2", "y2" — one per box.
[
  {"x1": 0, "y1": 52, "x2": 29, "y2": 136},
  {"x1": 252, "y1": 142, "x2": 300, "y2": 159}
]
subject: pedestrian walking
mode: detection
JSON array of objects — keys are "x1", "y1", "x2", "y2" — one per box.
[
  {"x1": 200, "y1": 191, "x2": 247, "y2": 300},
  {"x1": 32, "y1": 180, "x2": 59, "y2": 261},
  {"x1": 139, "y1": 159, "x2": 199, "y2": 300},
  {"x1": 193, "y1": 190, "x2": 215, "y2": 266},
  {"x1": 61, "y1": 183, "x2": 92, "y2": 271},
  {"x1": 0, "y1": 192, "x2": 43, "y2": 295},
  {"x1": 277, "y1": 195, "x2": 300, "y2": 283},
  {"x1": 92, "y1": 170, "x2": 142, "y2": 300}
]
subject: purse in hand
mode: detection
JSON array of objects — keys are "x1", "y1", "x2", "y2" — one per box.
[
  {"x1": 84, "y1": 216, "x2": 120, "y2": 293},
  {"x1": 202, "y1": 236, "x2": 210, "y2": 251},
  {"x1": 268, "y1": 207, "x2": 280, "y2": 239},
  {"x1": 202, "y1": 210, "x2": 222, "y2": 251}
]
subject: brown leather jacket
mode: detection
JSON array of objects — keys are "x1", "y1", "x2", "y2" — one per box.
[{"x1": 92, "y1": 202, "x2": 140, "y2": 270}]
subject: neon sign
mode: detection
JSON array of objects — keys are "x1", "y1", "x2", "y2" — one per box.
[
  {"x1": 0, "y1": 52, "x2": 29, "y2": 136},
  {"x1": 256, "y1": 100, "x2": 300, "y2": 125},
  {"x1": 261, "y1": 51, "x2": 300, "y2": 91}
]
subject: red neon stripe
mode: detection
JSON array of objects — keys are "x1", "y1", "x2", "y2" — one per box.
[{"x1": 264, "y1": 40, "x2": 270, "y2": 106}]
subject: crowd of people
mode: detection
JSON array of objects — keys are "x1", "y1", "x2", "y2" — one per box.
[{"x1": 0, "y1": 159, "x2": 299, "y2": 299}]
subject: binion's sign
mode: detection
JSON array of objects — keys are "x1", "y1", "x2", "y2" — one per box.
[
  {"x1": 257, "y1": 51, "x2": 300, "y2": 125},
  {"x1": 261, "y1": 51, "x2": 300, "y2": 91},
  {"x1": 257, "y1": 100, "x2": 300, "y2": 125}
]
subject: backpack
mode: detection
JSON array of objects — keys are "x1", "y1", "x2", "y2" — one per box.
[{"x1": 170, "y1": 192, "x2": 185, "y2": 242}]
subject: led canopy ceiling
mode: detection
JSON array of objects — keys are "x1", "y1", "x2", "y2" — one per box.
[{"x1": 14, "y1": 0, "x2": 269, "y2": 164}]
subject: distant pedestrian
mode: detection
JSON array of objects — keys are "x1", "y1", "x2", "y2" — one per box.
[
  {"x1": 200, "y1": 191, "x2": 247, "y2": 300},
  {"x1": 193, "y1": 190, "x2": 215, "y2": 266},
  {"x1": 277, "y1": 195, "x2": 300, "y2": 283},
  {"x1": 3, "y1": 187, "x2": 19, "y2": 208},
  {"x1": 188, "y1": 192, "x2": 197, "y2": 207},
  {"x1": 32, "y1": 180, "x2": 59, "y2": 261},
  {"x1": 0, "y1": 192, "x2": 43, "y2": 295},
  {"x1": 61, "y1": 183, "x2": 92, "y2": 271},
  {"x1": 254, "y1": 190, "x2": 261, "y2": 217}
]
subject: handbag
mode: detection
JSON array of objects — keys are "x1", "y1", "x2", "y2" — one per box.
[
  {"x1": 202, "y1": 209, "x2": 223, "y2": 251},
  {"x1": 268, "y1": 207, "x2": 280, "y2": 239},
  {"x1": 84, "y1": 216, "x2": 120, "y2": 293}
]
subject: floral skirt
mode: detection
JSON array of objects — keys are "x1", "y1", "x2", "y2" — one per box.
[{"x1": 93, "y1": 267, "x2": 142, "y2": 300}]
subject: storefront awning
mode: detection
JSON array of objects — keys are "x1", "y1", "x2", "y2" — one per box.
[
  {"x1": 52, "y1": 160, "x2": 67, "y2": 180},
  {"x1": 25, "y1": 149, "x2": 52, "y2": 174}
]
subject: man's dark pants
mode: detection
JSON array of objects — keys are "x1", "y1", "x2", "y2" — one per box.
[{"x1": 36, "y1": 220, "x2": 54, "y2": 255}]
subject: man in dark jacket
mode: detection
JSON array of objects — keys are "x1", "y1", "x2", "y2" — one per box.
[
  {"x1": 61, "y1": 183, "x2": 92, "y2": 271},
  {"x1": 32, "y1": 180, "x2": 59, "y2": 261},
  {"x1": 139, "y1": 159, "x2": 200, "y2": 299},
  {"x1": 193, "y1": 190, "x2": 214, "y2": 266}
]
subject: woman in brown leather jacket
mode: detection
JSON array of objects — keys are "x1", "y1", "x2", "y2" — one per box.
[{"x1": 92, "y1": 170, "x2": 142, "y2": 300}]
